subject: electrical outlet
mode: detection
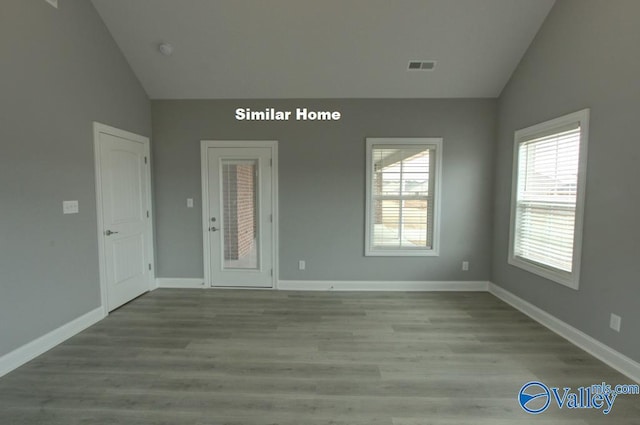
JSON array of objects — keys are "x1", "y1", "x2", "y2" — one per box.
[
  {"x1": 63, "y1": 200, "x2": 79, "y2": 214},
  {"x1": 298, "y1": 260, "x2": 306, "y2": 271},
  {"x1": 610, "y1": 314, "x2": 622, "y2": 332},
  {"x1": 187, "y1": 198, "x2": 194, "y2": 208},
  {"x1": 462, "y1": 261, "x2": 469, "y2": 271}
]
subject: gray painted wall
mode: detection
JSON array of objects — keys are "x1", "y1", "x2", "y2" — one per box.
[
  {"x1": 152, "y1": 99, "x2": 496, "y2": 282},
  {"x1": 492, "y1": 0, "x2": 640, "y2": 362},
  {"x1": 0, "y1": 0, "x2": 150, "y2": 356}
]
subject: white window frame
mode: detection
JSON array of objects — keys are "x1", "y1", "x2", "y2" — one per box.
[
  {"x1": 365, "y1": 138, "x2": 443, "y2": 257},
  {"x1": 508, "y1": 109, "x2": 590, "y2": 290}
]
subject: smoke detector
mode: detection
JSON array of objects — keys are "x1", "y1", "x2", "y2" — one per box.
[
  {"x1": 408, "y1": 61, "x2": 436, "y2": 71},
  {"x1": 158, "y1": 43, "x2": 174, "y2": 56}
]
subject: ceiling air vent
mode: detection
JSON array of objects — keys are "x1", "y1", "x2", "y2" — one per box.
[{"x1": 408, "y1": 61, "x2": 436, "y2": 71}]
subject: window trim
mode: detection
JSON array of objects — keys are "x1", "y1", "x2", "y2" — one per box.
[
  {"x1": 365, "y1": 138, "x2": 443, "y2": 257},
  {"x1": 508, "y1": 109, "x2": 590, "y2": 290}
]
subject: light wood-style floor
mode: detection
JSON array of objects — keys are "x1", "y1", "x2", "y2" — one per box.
[{"x1": 0, "y1": 290, "x2": 638, "y2": 424}]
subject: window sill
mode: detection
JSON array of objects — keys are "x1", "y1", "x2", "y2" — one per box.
[
  {"x1": 366, "y1": 248, "x2": 440, "y2": 257},
  {"x1": 508, "y1": 255, "x2": 579, "y2": 290}
]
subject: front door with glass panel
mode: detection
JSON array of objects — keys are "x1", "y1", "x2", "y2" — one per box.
[{"x1": 204, "y1": 146, "x2": 274, "y2": 287}]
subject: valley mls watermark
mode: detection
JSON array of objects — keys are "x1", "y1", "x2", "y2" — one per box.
[{"x1": 518, "y1": 381, "x2": 639, "y2": 415}]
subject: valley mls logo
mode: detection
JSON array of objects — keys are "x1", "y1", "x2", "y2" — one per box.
[
  {"x1": 518, "y1": 381, "x2": 551, "y2": 414},
  {"x1": 518, "y1": 381, "x2": 639, "y2": 415}
]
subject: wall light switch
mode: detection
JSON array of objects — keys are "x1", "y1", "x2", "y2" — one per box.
[
  {"x1": 45, "y1": 0, "x2": 58, "y2": 8},
  {"x1": 187, "y1": 198, "x2": 194, "y2": 208},
  {"x1": 63, "y1": 200, "x2": 79, "y2": 214}
]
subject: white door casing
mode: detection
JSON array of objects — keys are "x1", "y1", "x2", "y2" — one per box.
[
  {"x1": 94, "y1": 123, "x2": 154, "y2": 312},
  {"x1": 201, "y1": 141, "x2": 278, "y2": 288}
]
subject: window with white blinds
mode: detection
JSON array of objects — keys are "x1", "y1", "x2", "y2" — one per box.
[
  {"x1": 365, "y1": 138, "x2": 442, "y2": 256},
  {"x1": 509, "y1": 109, "x2": 589, "y2": 289}
]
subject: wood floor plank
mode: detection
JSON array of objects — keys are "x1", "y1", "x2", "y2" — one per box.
[{"x1": 0, "y1": 289, "x2": 637, "y2": 425}]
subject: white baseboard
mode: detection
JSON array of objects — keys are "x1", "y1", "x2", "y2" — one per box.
[
  {"x1": 489, "y1": 283, "x2": 640, "y2": 384},
  {"x1": 156, "y1": 278, "x2": 489, "y2": 291},
  {"x1": 156, "y1": 278, "x2": 206, "y2": 289},
  {"x1": 277, "y1": 280, "x2": 489, "y2": 291},
  {"x1": 0, "y1": 307, "x2": 104, "y2": 378}
]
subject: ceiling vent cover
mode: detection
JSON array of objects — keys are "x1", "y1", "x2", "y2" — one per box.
[{"x1": 408, "y1": 61, "x2": 436, "y2": 71}]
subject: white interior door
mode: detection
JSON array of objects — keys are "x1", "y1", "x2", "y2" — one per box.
[
  {"x1": 204, "y1": 146, "x2": 274, "y2": 288},
  {"x1": 95, "y1": 124, "x2": 153, "y2": 311}
]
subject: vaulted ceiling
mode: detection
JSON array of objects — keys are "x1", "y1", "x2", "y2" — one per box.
[{"x1": 92, "y1": 0, "x2": 555, "y2": 99}]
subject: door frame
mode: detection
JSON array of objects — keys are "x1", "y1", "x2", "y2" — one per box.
[
  {"x1": 200, "y1": 140, "x2": 279, "y2": 289},
  {"x1": 94, "y1": 122, "x2": 155, "y2": 315}
]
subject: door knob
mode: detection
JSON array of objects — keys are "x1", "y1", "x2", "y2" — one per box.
[
  {"x1": 209, "y1": 226, "x2": 219, "y2": 232},
  {"x1": 105, "y1": 230, "x2": 119, "y2": 236}
]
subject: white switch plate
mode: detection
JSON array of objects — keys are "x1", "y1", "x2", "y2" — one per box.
[
  {"x1": 462, "y1": 261, "x2": 469, "y2": 271},
  {"x1": 610, "y1": 314, "x2": 622, "y2": 332},
  {"x1": 45, "y1": 0, "x2": 58, "y2": 8},
  {"x1": 187, "y1": 198, "x2": 194, "y2": 208},
  {"x1": 298, "y1": 260, "x2": 306, "y2": 271},
  {"x1": 63, "y1": 200, "x2": 79, "y2": 214}
]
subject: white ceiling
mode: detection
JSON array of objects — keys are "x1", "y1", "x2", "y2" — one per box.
[{"x1": 91, "y1": 0, "x2": 555, "y2": 99}]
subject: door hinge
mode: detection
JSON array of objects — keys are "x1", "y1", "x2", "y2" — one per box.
[
  {"x1": 270, "y1": 214, "x2": 273, "y2": 223},
  {"x1": 146, "y1": 210, "x2": 150, "y2": 218},
  {"x1": 148, "y1": 263, "x2": 152, "y2": 271},
  {"x1": 270, "y1": 158, "x2": 272, "y2": 167},
  {"x1": 144, "y1": 156, "x2": 148, "y2": 164},
  {"x1": 270, "y1": 269, "x2": 273, "y2": 277}
]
